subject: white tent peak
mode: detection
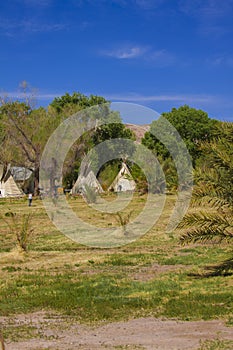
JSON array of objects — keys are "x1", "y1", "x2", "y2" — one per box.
[
  {"x1": 108, "y1": 163, "x2": 136, "y2": 192},
  {"x1": 71, "y1": 170, "x2": 103, "y2": 194},
  {"x1": 0, "y1": 164, "x2": 23, "y2": 197}
]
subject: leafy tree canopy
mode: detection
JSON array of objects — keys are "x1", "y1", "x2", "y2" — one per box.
[
  {"x1": 50, "y1": 93, "x2": 136, "y2": 189},
  {"x1": 0, "y1": 100, "x2": 62, "y2": 194},
  {"x1": 142, "y1": 105, "x2": 218, "y2": 165},
  {"x1": 50, "y1": 92, "x2": 107, "y2": 115}
]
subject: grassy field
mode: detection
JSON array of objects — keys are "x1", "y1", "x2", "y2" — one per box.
[{"x1": 0, "y1": 193, "x2": 232, "y2": 348}]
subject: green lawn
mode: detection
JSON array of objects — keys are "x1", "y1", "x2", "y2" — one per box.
[{"x1": 0, "y1": 194, "x2": 232, "y2": 346}]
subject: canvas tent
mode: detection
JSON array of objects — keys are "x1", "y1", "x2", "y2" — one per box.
[
  {"x1": 10, "y1": 166, "x2": 34, "y2": 193},
  {"x1": 11, "y1": 166, "x2": 33, "y2": 183},
  {"x1": 71, "y1": 170, "x2": 103, "y2": 194},
  {"x1": 0, "y1": 164, "x2": 23, "y2": 197},
  {"x1": 108, "y1": 163, "x2": 136, "y2": 192}
]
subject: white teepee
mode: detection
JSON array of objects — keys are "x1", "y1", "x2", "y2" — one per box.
[
  {"x1": 108, "y1": 163, "x2": 136, "y2": 192},
  {"x1": 71, "y1": 170, "x2": 103, "y2": 194},
  {"x1": 0, "y1": 165, "x2": 23, "y2": 197}
]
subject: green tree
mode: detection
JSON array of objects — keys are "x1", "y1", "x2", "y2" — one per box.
[
  {"x1": 53, "y1": 94, "x2": 136, "y2": 189},
  {"x1": 63, "y1": 122, "x2": 135, "y2": 189},
  {"x1": 50, "y1": 92, "x2": 107, "y2": 116},
  {"x1": 142, "y1": 105, "x2": 218, "y2": 166},
  {"x1": 93, "y1": 123, "x2": 135, "y2": 170},
  {"x1": 0, "y1": 101, "x2": 61, "y2": 194},
  {"x1": 129, "y1": 147, "x2": 166, "y2": 194},
  {"x1": 0, "y1": 91, "x2": 112, "y2": 194},
  {"x1": 50, "y1": 93, "x2": 117, "y2": 189},
  {"x1": 179, "y1": 121, "x2": 233, "y2": 275}
]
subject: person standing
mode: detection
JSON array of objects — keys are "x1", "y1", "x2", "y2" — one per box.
[{"x1": 28, "y1": 193, "x2": 33, "y2": 206}]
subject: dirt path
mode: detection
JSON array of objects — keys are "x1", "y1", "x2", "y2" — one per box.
[{"x1": 1, "y1": 312, "x2": 233, "y2": 349}]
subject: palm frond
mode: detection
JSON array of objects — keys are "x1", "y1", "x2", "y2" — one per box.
[
  {"x1": 191, "y1": 183, "x2": 231, "y2": 210},
  {"x1": 180, "y1": 226, "x2": 233, "y2": 245},
  {"x1": 179, "y1": 211, "x2": 233, "y2": 231},
  {"x1": 200, "y1": 138, "x2": 233, "y2": 174}
]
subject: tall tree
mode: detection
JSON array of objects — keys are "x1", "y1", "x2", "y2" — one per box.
[
  {"x1": 142, "y1": 105, "x2": 218, "y2": 166},
  {"x1": 61, "y1": 108, "x2": 135, "y2": 189},
  {"x1": 49, "y1": 93, "x2": 111, "y2": 188},
  {"x1": 0, "y1": 91, "x2": 114, "y2": 194},
  {"x1": 0, "y1": 101, "x2": 61, "y2": 194}
]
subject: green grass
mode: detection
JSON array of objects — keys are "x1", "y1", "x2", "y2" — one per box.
[
  {"x1": 3, "y1": 325, "x2": 42, "y2": 342},
  {"x1": 0, "y1": 194, "x2": 232, "y2": 343},
  {"x1": 0, "y1": 269, "x2": 232, "y2": 322}
]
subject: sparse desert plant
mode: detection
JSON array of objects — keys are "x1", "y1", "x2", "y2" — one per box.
[
  {"x1": 2, "y1": 211, "x2": 34, "y2": 252},
  {"x1": 115, "y1": 211, "x2": 133, "y2": 235}
]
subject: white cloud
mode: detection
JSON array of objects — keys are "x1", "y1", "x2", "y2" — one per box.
[
  {"x1": 105, "y1": 93, "x2": 216, "y2": 104},
  {"x1": 101, "y1": 44, "x2": 174, "y2": 65},
  {"x1": 1, "y1": 90, "x2": 216, "y2": 105},
  {"x1": 102, "y1": 45, "x2": 147, "y2": 59}
]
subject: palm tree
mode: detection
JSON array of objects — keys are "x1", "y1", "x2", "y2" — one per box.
[{"x1": 178, "y1": 121, "x2": 233, "y2": 275}]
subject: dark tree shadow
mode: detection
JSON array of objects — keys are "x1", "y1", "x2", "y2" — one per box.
[{"x1": 187, "y1": 256, "x2": 233, "y2": 278}]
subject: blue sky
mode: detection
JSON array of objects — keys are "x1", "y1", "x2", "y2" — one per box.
[{"x1": 1, "y1": 0, "x2": 233, "y2": 123}]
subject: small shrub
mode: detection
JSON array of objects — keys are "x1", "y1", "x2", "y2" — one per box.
[
  {"x1": 115, "y1": 211, "x2": 133, "y2": 235},
  {"x1": 2, "y1": 211, "x2": 34, "y2": 252}
]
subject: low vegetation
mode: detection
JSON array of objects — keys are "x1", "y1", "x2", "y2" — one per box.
[
  {"x1": 0, "y1": 195, "x2": 232, "y2": 344},
  {"x1": 1, "y1": 211, "x2": 33, "y2": 252}
]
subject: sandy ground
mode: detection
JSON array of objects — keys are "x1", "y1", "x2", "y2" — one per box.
[{"x1": 1, "y1": 312, "x2": 233, "y2": 350}]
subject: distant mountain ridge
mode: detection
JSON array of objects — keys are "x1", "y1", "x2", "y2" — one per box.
[{"x1": 125, "y1": 123, "x2": 150, "y2": 142}]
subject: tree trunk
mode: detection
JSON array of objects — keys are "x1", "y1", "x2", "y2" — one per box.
[{"x1": 34, "y1": 165, "x2": 40, "y2": 196}]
